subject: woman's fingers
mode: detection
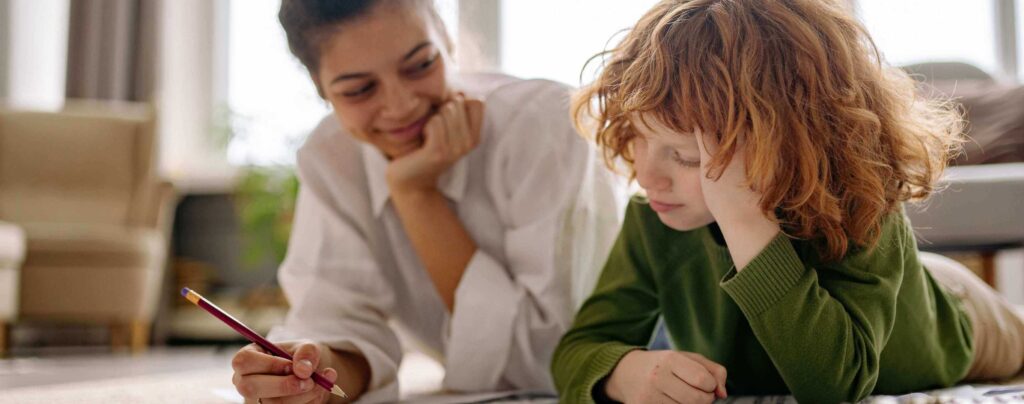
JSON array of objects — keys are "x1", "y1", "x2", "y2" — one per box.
[
  {"x1": 234, "y1": 374, "x2": 315, "y2": 400},
  {"x1": 232, "y1": 344, "x2": 293, "y2": 376},
  {"x1": 464, "y1": 98, "x2": 484, "y2": 149},
  {"x1": 290, "y1": 343, "x2": 323, "y2": 379},
  {"x1": 451, "y1": 96, "x2": 472, "y2": 154}
]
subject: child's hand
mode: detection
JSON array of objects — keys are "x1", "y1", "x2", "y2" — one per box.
[
  {"x1": 694, "y1": 130, "x2": 765, "y2": 225},
  {"x1": 386, "y1": 94, "x2": 484, "y2": 195},
  {"x1": 605, "y1": 350, "x2": 727, "y2": 403},
  {"x1": 231, "y1": 340, "x2": 340, "y2": 404},
  {"x1": 696, "y1": 131, "x2": 780, "y2": 269}
]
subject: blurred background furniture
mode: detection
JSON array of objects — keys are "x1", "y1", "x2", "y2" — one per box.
[
  {"x1": 0, "y1": 100, "x2": 177, "y2": 353},
  {"x1": 903, "y1": 62, "x2": 1024, "y2": 288},
  {"x1": 0, "y1": 221, "x2": 25, "y2": 357}
]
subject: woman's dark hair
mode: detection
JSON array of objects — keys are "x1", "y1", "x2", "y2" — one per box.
[
  {"x1": 279, "y1": 0, "x2": 444, "y2": 97},
  {"x1": 279, "y1": 0, "x2": 377, "y2": 75}
]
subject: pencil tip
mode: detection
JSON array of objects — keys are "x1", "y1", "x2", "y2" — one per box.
[{"x1": 331, "y1": 385, "x2": 347, "y2": 398}]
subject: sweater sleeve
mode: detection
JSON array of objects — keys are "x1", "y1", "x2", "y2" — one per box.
[
  {"x1": 719, "y1": 212, "x2": 911, "y2": 403},
  {"x1": 551, "y1": 202, "x2": 662, "y2": 404}
]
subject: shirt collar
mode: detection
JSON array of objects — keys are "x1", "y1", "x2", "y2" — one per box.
[{"x1": 361, "y1": 142, "x2": 469, "y2": 217}]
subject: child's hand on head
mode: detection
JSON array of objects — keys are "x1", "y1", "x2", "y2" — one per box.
[
  {"x1": 604, "y1": 350, "x2": 727, "y2": 404},
  {"x1": 696, "y1": 131, "x2": 781, "y2": 269},
  {"x1": 694, "y1": 130, "x2": 765, "y2": 225}
]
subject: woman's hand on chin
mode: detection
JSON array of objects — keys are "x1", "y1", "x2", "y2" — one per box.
[{"x1": 386, "y1": 94, "x2": 484, "y2": 195}]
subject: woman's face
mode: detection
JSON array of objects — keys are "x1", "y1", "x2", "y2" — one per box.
[{"x1": 315, "y1": 3, "x2": 451, "y2": 159}]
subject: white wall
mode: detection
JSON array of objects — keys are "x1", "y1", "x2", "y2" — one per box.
[{"x1": 4, "y1": 0, "x2": 69, "y2": 109}]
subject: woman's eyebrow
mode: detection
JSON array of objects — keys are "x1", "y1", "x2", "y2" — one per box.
[{"x1": 330, "y1": 41, "x2": 433, "y2": 85}]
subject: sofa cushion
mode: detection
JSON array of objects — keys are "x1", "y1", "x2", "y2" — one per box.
[
  {"x1": 21, "y1": 223, "x2": 163, "y2": 269},
  {"x1": 906, "y1": 163, "x2": 1024, "y2": 248},
  {"x1": 0, "y1": 110, "x2": 144, "y2": 225}
]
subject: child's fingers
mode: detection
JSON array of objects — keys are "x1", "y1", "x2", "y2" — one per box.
[
  {"x1": 694, "y1": 129, "x2": 715, "y2": 165},
  {"x1": 668, "y1": 355, "x2": 718, "y2": 394},
  {"x1": 682, "y1": 352, "x2": 728, "y2": 397}
]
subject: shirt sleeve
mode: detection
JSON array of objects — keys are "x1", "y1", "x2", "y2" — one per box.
[
  {"x1": 443, "y1": 80, "x2": 622, "y2": 394},
  {"x1": 267, "y1": 168, "x2": 402, "y2": 404},
  {"x1": 718, "y1": 212, "x2": 911, "y2": 403},
  {"x1": 550, "y1": 202, "x2": 661, "y2": 404}
]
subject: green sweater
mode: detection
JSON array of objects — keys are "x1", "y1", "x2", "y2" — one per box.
[{"x1": 552, "y1": 199, "x2": 974, "y2": 403}]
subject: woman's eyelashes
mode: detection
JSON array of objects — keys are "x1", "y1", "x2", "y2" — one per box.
[
  {"x1": 338, "y1": 53, "x2": 439, "y2": 100},
  {"x1": 404, "y1": 52, "x2": 439, "y2": 76},
  {"x1": 343, "y1": 82, "x2": 376, "y2": 98}
]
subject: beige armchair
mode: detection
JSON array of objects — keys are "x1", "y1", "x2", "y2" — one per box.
[{"x1": 0, "y1": 101, "x2": 176, "y2": 353}]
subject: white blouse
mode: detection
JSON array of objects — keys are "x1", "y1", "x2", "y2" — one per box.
[{"x1": 267, "y1": 73, "x2": 622, "y2": 402}]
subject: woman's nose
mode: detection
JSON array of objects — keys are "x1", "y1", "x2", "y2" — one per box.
[{"x1": 379, "y1": 81, "x2": 418, "y2": 120}]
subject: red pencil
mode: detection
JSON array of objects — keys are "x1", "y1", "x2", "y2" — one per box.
[{"x1": 180, "y1": 287, "x2": 347, "y2": 398}]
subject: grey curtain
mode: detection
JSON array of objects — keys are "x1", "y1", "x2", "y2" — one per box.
[{"x1": 65, "y1": 0, "x2": 159, "y2": 101}]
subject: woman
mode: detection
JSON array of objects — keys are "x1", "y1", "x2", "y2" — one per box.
[{"x1": 229, "y1": 0, "x2": 621, "y2": 403}]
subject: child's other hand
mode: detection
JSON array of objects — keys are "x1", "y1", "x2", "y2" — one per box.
[
  {"x1": 231, "y1": 340, "x2": 340, "y2": 404},
  {"x1": 605, "y1": 350, "x2": 727, "y2": 403}
]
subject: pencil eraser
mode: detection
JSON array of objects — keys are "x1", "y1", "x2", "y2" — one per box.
[{"x1": 181, "y1": 287, "x2": 190, "y2": 297}]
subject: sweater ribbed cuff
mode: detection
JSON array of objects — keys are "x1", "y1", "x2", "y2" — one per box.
[
  {"x1": 577, "y1": 344, "x2": 643, "y2": 404},
  {"x1": 720, "y1": 233, "x2": 807, "y2": 317}
]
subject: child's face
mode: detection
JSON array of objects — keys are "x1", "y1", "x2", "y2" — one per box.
[{"x1": 631, "y1": 115, "x2": 715, "y2": 231}]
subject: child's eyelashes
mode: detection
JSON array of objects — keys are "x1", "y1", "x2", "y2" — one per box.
[{"x1": 671, "y1": 150, "x2": 701, "y2": 168}]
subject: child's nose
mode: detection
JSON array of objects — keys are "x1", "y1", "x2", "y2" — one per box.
[{"x1": 636, "y1": 163, "x2": 671, "y2": 192}]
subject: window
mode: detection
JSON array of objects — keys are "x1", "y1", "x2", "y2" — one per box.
[
  {"x1": 500, "y1": 0, "x2": 662, "y2": 87},
  {"x1": 226, "y1": 0, "x2": 327, "y2": 166},
  {"x1": 856, "y1": 0, "x2": 998, "y2": 75}
]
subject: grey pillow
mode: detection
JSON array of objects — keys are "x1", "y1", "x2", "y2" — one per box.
[{"x1": 920, "y1": 80, "x2": 1024, "y2": 165}]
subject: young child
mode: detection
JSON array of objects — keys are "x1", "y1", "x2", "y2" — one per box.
[{"x1": 552, "y1": 0, "x2": 1024, "y2": 403}]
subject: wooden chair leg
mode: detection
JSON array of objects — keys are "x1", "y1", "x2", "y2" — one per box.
[
  {"x1": 981, "y1": 251, "x2": 998, "y2": 288},
  {"x1": 0, "y1": 322, "x2": 9, "y2": 358},
  {"x1": 130, "y1": 320, "x2": 150, "y2": 354},
  {"x1": 110, "y1": 323, "x2": 128, "y2": 351}
]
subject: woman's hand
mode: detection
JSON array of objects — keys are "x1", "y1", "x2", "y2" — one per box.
[
  {"x1": 386, "y1": 94, "x2": 484, "y2": 196},
  {"x1": 231, "y1": 340, "x2": 340, "y2": 404},
  {"x1": 605, "y1": 350, "x2": 728, "y2": 403},
  {"x1": 695, "y1": 131, "x2": 780, "y2": 270}
]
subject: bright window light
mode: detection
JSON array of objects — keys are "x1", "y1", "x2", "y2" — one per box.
[
  {"x1": 857, "y1": 0, "x2": 997, "y2": 74},
  {"x1": 500, "y1": 0, "x2": 662, "y2": 87}
]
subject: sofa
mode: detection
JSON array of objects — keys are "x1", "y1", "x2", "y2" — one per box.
[
  {"x1": 902, "y1": 62, "x2": 1024, "y2": 288},
  {"x1": 0, "y1": 100, "x2": 177, "y2": 353}
]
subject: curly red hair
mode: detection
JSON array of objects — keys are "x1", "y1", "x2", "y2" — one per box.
[{"x1": 574, "y1": 0, "x2": 964, "y2": 262}]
